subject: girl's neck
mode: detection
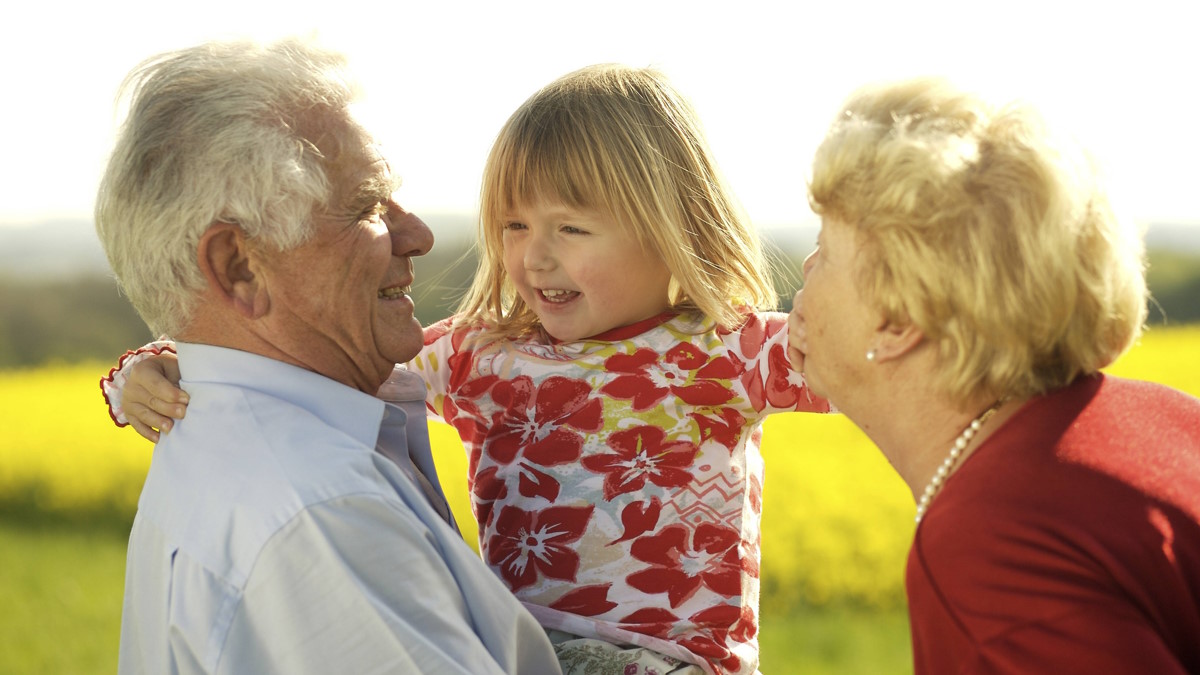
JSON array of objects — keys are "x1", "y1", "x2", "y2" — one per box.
[{"x1": 544, "y1": 310, "x2": 680, "y2": 344}]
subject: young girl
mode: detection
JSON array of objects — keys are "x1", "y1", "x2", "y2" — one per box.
[{"x1": 104, "y1": 64, "x2": 831, "y2": 675}]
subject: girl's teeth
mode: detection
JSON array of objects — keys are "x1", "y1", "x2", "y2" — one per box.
[{"x1": 541, "y1": 289, "x2": 577, "y2": 302}]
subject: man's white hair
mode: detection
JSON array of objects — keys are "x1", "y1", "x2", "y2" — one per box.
[{"x1": 96, "y1": 37, "x2": 359, "y2": 336}]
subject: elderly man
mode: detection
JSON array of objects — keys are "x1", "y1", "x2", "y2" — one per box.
[{"x1": 96, "y1": 38, "x2": 561, "y2": 674}]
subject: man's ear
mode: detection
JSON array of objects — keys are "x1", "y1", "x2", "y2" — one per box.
[
  {"x1": 871, "y1": 314, "x2": 924, "y2": 363},
  {"x1": 197, "y1": 222, "x2": 269, "y2": 319}
]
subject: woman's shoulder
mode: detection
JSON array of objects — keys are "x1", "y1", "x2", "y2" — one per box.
[{"x1": 1096, "y1": 373, "x2": 1200, "y2": 425}]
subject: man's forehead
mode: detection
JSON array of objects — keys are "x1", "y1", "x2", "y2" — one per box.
[{"x1": 316, "y1": 117, "x2": 401, "y2": 205}]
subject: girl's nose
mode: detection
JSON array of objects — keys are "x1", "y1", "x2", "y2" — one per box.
[{"x1": 523, "y1": 233, "x2": 554, "y2": 271}]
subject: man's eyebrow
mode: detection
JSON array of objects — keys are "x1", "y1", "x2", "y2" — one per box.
[{"x1": 349, "y1": 172, "x2": 404, "y2": 207}]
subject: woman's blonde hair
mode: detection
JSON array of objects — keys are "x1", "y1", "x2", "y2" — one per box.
[
  {"x1": 809, "y1": 77, "x2": 1148, "y2": 401},
  {"x1": 456, "y1": 63, "x2": 776, "y2": 338}
]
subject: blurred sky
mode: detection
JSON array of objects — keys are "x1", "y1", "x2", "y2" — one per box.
[{"x1": 3, "y1": 0, "x2": 1198, "y2": 229}]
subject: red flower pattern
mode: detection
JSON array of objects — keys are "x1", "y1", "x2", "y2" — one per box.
[
  {"x1": 619, "y1": 606, "x2": 681, "y2": 640},
  {"x1": 486, "y1": 375, "x2": 603, "y2": 464},
  {"x1": 748, "y1": 473, "x2": 762, "y2": 516},
  {"x1": 482, "y1": 375, "x2": 603, "y2": 500},
  {"x1": 680, "y1": 633, "x2": 742, "y2": 673},
  {"x1": 444, "y1": 397, "x2": 486, "y2": 469},
  {"x1": 549, "y1": 584, "x2": 619, "y2": 616},
  {"x1": 468, "y1": 464, "x2": 506, "y2": 534},
  {"x1": 581, "y1": 426, "x2": 699, "y2": 501},
  {"x1": 619, "y1": 603, "x2": 748, "y2": 673},
  {"x1": 601, "y1": 343, "x2": 741, "y2": 411},
  {"x1": 736, "y1": 314, "x2": 829, "y2": 415},
  {"x1": 690, "y1": 408, "x2": 748, "y2": 452},
  {"x1": 486, "y1": 504, "x2": 594, "y2": 591},
  {"x1": 763, "y1": 341, "x2": 810, "y2": 409},
  {"x1": 611, "y1": 498, "x2": 663, "y2": 544},
  {"x1": 726, "y1": 603, "x2": 758, "y2": 643},
  {"x1": 626, "y1": 522, "x2": 743, "y2": 608},
  {"x1": 688, "y1": 603, "x2": 749, "y2": 671}
]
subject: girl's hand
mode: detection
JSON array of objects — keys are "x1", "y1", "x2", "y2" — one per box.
[
  {"x1": 125, "y1": 353, "x2": 187, "y2": 442},
  {"x1": 787, "y1": 289, "x2": 808, "y2": 373}
]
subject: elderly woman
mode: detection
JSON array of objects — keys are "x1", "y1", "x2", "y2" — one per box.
[{"x1": 788, "y1": 78, "x2": 1200, "y2": 673}]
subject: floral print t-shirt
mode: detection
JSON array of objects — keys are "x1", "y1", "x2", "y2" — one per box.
[{"x1": 405, "y1": 311, "x2": 831, "y2": 675}]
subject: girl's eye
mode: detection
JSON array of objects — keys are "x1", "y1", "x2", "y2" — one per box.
[
  {"x1": 503, "y1": 221, "x2": 526, "y2": 231},
  {"x1": 561, "y1": 225, "x2": 586, "y2": 235}
]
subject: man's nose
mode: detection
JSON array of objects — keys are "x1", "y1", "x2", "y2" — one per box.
[{"x1": 386, "y1": 204, "x2": 434, "y2": 257}]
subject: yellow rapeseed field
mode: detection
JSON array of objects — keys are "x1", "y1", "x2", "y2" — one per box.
[
  {"x1": 0, "y1": 363, "x2": 148, "y2": 517},
  {"x1": 3, "y1": 324, "x2": 1198, "y2": 612}
]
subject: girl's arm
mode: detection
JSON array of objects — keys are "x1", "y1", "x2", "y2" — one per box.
[{"x1": 107, "y1": 316, "x2": 467, "y2": 442}]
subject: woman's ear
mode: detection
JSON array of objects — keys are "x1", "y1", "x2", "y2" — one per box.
[
  {"x1": 870, "y1": 315, "x2": 924, "y2": 363},
  {"x1": 197, "y1": 222, "x2": 270, "y2": 319}
]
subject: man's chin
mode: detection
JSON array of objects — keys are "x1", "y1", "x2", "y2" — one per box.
[{"x1": 380, "y1": 330, "x2": 424, "y2": 367}]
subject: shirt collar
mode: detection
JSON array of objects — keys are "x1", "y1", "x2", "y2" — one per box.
[{"x1": 174, "y1": 342, "x2": 386, "y2": 450}]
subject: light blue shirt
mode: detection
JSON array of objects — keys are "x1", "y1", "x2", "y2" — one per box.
[{"x1": 118, "y1": 343, "x2": 561, "y2": 675}]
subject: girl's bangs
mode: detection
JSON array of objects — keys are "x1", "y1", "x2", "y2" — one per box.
[{"x1": 495, "y1": 123, "x2": 608, "y2": 214}]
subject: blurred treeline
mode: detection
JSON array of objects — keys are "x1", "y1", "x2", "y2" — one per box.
[{"x1": 1, "y1": 238, "x2": 1198, "y2": 369}]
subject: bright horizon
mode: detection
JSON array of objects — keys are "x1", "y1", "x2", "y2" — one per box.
[{"x1": 4, "y1": 0, "x2": 1198, "y2": 231}]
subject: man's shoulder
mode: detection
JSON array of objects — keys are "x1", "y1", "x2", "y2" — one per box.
[
  {"x1": 134, "y1": 380, "x2": 395, "y2": 582},
  {"x1": 165, "y1": 379, "x2": 372, "y2": 466}
]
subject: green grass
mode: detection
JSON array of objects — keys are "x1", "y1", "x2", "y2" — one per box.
[
  {"x1": 759, "y1": 607, "x2": 912, "y2": 674},
  {"x1": 0, "y1": 520, "x2": 128, "y2": 675}
]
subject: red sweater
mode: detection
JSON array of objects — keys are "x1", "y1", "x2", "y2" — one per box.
[{"x1": 908, "y1": 374, "x2": 1200, "y2": 674}]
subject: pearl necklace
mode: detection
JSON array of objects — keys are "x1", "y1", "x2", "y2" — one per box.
[{"x1": 913, "y1": 401, "x2": 1003, "y2": 524}]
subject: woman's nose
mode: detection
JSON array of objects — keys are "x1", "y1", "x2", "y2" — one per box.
[{"x1": 801, "y1": 249, "x2": 817, "y2": 279}]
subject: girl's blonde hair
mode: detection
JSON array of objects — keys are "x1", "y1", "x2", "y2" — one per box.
[
  {"x1": 809, "y1": 77, "x2": 1148, "y2": 402},
  {"x1": 456, "y1": 63, "x2": 776, "y2": 338}
]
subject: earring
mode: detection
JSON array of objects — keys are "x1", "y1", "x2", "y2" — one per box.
[{"x1": 866, "y1": 349, "x2": 877, "y2": 362}]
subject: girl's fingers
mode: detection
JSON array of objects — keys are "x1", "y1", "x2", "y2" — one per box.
[
  {"x1": 149, "y1": 393, "x2": 187, "y2": 419},
  {"x1": 161, "y1": 356, "x2": 181, "y2": 382},
  {"x1": 129, "y1": 403, "x2": 175, "y2": 436},
  {"x1": 787, "y1": 345, "x2": 806, "y2": 373},
  {"x1": 126, "y1": 383, "x2": 186, "y2": 419},
  {"x1": 150, "y1": 379, "x2": 188, "y2": 410},
  {"x1": 128, "y1": 417, "x2": 161, "y2": 444}
]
